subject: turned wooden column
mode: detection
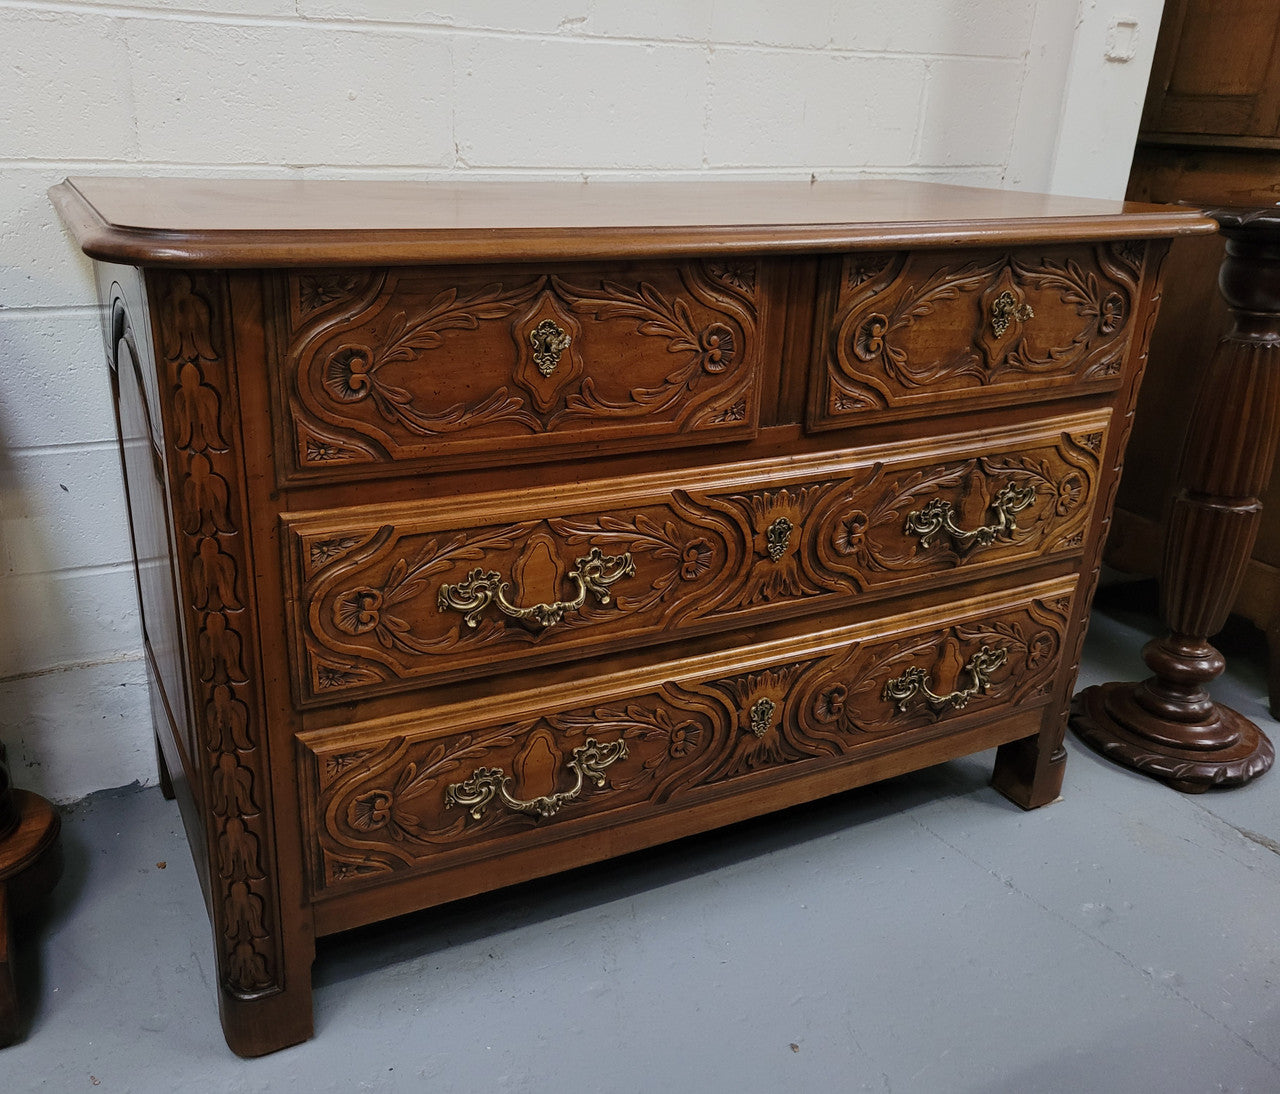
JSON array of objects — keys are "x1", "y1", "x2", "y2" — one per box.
[
  {"x1": 1072, "y1": 208, "x2": 1280, "y2": 792},
  {"x1": 0, "y1": 741, "x2": 61, "y2": 1046}
]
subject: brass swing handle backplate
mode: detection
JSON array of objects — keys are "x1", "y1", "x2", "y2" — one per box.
[
  {"x1": 904, "y1": 482, "x2": 1037, "y2": 550},
  {"x1": 882, "y1": 645, "x2": 1009, "y2": 714},
  {"x1": 443, "y1": 737, "x2": 629, "y2": 820},
  {"x1": 437, "y1": 547, "x2": 635, "y2": 630}
]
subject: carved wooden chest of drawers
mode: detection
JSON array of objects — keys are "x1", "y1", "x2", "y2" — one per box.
[{"x1": 50, "y1": 177, "x2": 1213, "y2": 1056}]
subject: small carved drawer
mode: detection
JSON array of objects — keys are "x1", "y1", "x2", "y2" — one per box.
[
  {"x1": 275, "y1": 259, "x2": 763, "y2": 482},
  {"x1": 299, "y1": 575, "x2": 1076, "y2": 894},
  {"x1": 284, "y1": 409, "x2": 1106, "y2": 706},
  {"x1": 809, "y1": 242, "x2": 1143, "y2": 429}
]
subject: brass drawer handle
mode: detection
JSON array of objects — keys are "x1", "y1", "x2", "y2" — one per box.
[
  {"x1": 444, "y1": 737, "x2": 628, "y2": 820},
  {"x1": 883, "y1": 645, "x2": 1008, "y2": 714},
  {"x1": 904, "y1": 482, "x2": 1036, "y2": 550},
  {"x1": 438, "y1": 546, "x2": 635, "y2": 629},
  {"x1": 530, "y1": 318, "x2": 571, "y2": 376},
  {"x1": 990, "y1": 290, "x2": 1033, "y2": 337}
]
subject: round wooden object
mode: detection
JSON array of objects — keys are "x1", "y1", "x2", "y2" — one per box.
[
  {"x1": 0, "y1": 789, "x2": 61, "y2": 1047},
  {"x1": 1072, "y1": 680, "x2": 1274, "y2": 792},
  {"x1": 0, "y1": 790, "x2": 62, "y2": 906}
]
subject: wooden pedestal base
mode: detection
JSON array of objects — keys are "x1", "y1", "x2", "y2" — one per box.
[
  {"x1": 1075, "y1": 206, "x2": 1280, "y2": 795},
  {"x1": 0, "y1": 790, "x2": 63, "y2": 1048},
  {"x1": 1072, "y1": 680, "x2": 1274, "y2": 793}
]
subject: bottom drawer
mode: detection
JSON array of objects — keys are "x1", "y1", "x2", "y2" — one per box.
[{"x1": 299, "y1": 575, "x2": 1077, "y2": 897}]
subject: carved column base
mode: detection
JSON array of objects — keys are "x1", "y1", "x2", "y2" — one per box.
[{"x1": 1071, "y1": 681, "x2": 1275, "y2": 793}]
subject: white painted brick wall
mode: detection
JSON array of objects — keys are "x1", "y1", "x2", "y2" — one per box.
[{"x1": 0, "y1": 0, "x2": 1160, "y2": 801}]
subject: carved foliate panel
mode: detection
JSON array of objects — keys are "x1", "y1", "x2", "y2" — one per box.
[
  {"x1": 152, "y1": 271, "x2": 282, "y2": 1000},
  {"x1": 285, "y1": 413, "x2": 1103, "y2": 705},
  {"x1": 278, "y1": 260, "x2": 761, "y2": 480},
  {"x1": 301, "y1": 582, "x2": 1073, "y2": 892},
  {"x1": 812, "y1": 242, "x2": 1142, "y2": 427}
]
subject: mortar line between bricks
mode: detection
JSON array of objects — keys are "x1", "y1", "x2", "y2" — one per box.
[
  {"x1": 2, "y1": 558, "x2": 139, "y2": 584},
  {"x1": 0, "y1": 0, "x2": 1032, "y2": 62},
  {"x1": 0, "y1": 649, "x2": 145, "y2": 684},
  {"x1": 0, "y1": 304, "x2": 102, "y2": 317},
  {"x1": 6, "y1": 438, "x2": 122, "y2": 457}
]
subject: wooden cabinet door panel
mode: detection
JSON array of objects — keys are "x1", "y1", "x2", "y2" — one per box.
[{"x1": 1142, "y1": 0, "x2": 1280, "y2": 138}]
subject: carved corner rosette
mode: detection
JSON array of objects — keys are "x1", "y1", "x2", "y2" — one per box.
[{"x1": 158, "y1": 271, "x2": 281, "y2": 999}]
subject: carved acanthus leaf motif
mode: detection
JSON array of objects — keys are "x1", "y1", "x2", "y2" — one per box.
[{"x1": 313, "y1": 280, "x2": 542, "y2": 439}]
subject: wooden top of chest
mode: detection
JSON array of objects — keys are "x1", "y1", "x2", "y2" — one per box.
[{"x1": 50, "y1": 176, "x2": 1217, "y2": 268}]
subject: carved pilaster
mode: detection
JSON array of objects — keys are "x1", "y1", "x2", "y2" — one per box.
[{"x1": 152, "y1": 271, "x2": 285, "y2": 1003}]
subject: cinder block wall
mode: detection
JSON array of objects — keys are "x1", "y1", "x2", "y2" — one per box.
[{"x1": 0, "y1": 0, "x2": 1162, "y2": 801}]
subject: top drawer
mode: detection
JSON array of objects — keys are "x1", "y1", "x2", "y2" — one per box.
[
  {"x1": 808, "y1": 242, "x2": 1143, "y2": 430},
  {"x1": 273, "y1": 259, "x2": 764, "y2": 483}
]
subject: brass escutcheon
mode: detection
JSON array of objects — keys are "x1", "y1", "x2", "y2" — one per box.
[
  {"x1": 529, "y1": 319, "x2": 571, "y2": 377},
  {"x1": 765, "y1": 517, "x2": 794, "y2": 562},
  {"x1": 748, "y1": 697, "x2": 776, "y2": 738},
  {"x1": 990, "y1": 290, "x2": 1034, "y2": 337}
]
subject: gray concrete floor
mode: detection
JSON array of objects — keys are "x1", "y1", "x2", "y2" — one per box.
[{"x1": 2, "y1": 579, "x2": 1278, "y2": 1093}]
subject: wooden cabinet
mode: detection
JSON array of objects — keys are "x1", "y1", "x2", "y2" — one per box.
[
  {"x1": 1141, "y1": 0, "x2": 1280, "y2": 141},
  {"x1": 49, "y1": 177, "x2": 1213, "y2": 1056}
]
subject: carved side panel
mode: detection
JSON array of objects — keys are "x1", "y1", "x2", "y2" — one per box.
[
  {"x1": 286, "y1": 416, "x2": 1105, "y2": 704},
  {"x1": 278, "y1": 259, "x2": 761, "y2": 481},
  {"x1": 108, "y1": 284, "x2": 198, "y2": 770},
  {"x1": 301, "y1": 581, "x2": 1074, "y2": 892},
  {"x1": 812, "y1": 243, "x2": 1141, "y2": 427},
  {"x1": 153, "y1": 270, "x2": 281, "y2": 1000},
  {"x1": 1055, "y1": 240, "x2": 1169, "y2": 736}
]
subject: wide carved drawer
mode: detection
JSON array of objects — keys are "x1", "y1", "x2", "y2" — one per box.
[
  {"x1": 284, "y1": 409, "x2": 1106, "y2": 705},
  {"x1": 809, "y1": 242, "x2": 1142, "y2": 429},
  {"x1": 275, "y1": 259, "x2": 763, "y2": 482},
  {"x1": 299, "y1": 576, "x2": 1076, "y2": 894}
]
